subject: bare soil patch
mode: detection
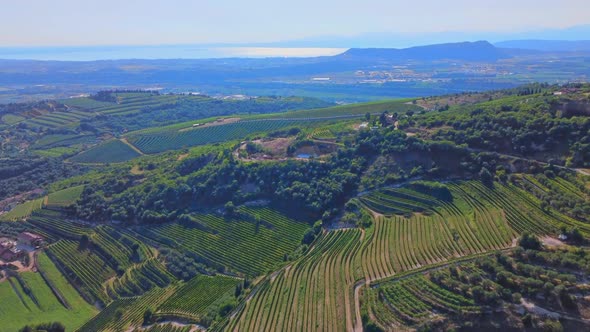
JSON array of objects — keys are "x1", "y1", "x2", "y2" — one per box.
[
  {"x1": 179, "y1": 117, "x2": 241, "y2": 132},
  {"x1": 541, "y1": 236, "x2": 566, "y2": 247},
  {"x1": 176, "y1": 153, "x2": 189, "y2": 161}
]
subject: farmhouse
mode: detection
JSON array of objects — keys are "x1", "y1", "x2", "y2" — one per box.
[
  {"x1": 18, "y1": 232, "x2": 44, "y2": 247},
  {"x1": 0, "y1": 240, "x2": 23, "y2": 261}
]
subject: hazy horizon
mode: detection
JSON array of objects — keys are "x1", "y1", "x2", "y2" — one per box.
[{"x1": 1, "y1": 0, "x2": 589, "y2": 47}]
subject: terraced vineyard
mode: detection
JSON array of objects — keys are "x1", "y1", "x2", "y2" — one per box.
[
  {"x1": 273, "y1": 99, "x2": 422, "y2": 119},
  {"x1": 368, "y1": 272, "x2": 480, "y2": 328},
  {"x1": 355, "y1": 212, "x2": 513, "y2": 282},
  {"x1": 46, "y1": 239, "x2": 116, "y2": 305},
  {"x1": 126, "y1": 119, "x2": 327, "y2": 154},
  {"x1": 27, "y1": 210, "x2": 92, "y2": 240},
  {"x1": 156, "y1": 274, "x2": 239, "y2": 321},
  {"x1": 63, "y1": 93, "x2": 185, "y2": 117},
  {"x1": 224, "y1": 229, "x2": 362, "y2": 332},
  {"x1": 367, "y1": 245, "x2": 589, "y2": 330},
  {"x1": 78, "y1": 286, "x2": 178, "y2": 332},
  {"x1": 69, "y1": 139, "x2": 142, "y2": 163},
  {"x1": 31, "y1": 134, "x2": 96, "y2": 150},
  {"x1": 94, "y1": 226, "x2": 152, "y2": 268},
  {"x1": 355, "y1": 179, "x2": 590, "y2": 281},
  {"x1": 22, "y1": 109, "x2": 93, "y2": 129},
  {"x1": 137, "y1": 207, "x2": 310, "y2": 276},
  {"x1": 107, "y1": 259, "x2": 173, "y2": 299}
]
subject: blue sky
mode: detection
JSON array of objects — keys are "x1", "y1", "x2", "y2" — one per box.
[{"x1": 1, "y1": 0, "x2": 589, "y2": 46}]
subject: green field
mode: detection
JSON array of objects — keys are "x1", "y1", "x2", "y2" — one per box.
[
  {"x1": 0, "y1": 253, "x2": 97, "y2": 331},
  {"x1": 0, "y1": 197, "x2": 45, "y2": 221},
  {"x1": 31, "y1": 134, "x2": 95, "y2": 149},
  {"x1": 46, "y1": 185, "x2": 84, "y2": 208},
  {"x1": 1, "y1": 113, "x2": 25, "y2": 124},
  {"x1": 33, "y1": 146, "x2": 80, "y2": 157},
  {"x1": 69, "y1": 139, "x2": 142, "y2": 163}
]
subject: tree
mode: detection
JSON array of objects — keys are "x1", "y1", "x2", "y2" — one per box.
[
  {"x1": 518, "y1": 232, "x2": 542, "y2": 250},
  {"x1": 569, "y1": 227, "x2": 584, "y2": 242},
  {"x1": 224, "y1": 201, "x2": 235, "y2": 217},
  {"x1": 479, "y1": 167, "x2": 493, "y2": 187},
  {"x1": 19, "y1": 322, "x2": 65, "y2": 332},
  {"x1": 365, "y1": 112, "x2": 371, "y2": 121},
  {"x1": 235, "y1": 283, "x2": 243, "y2": 297},
  {"x1": 143, "y1": 308, "x2": 153, "y2": 325},
  {"x1": 79, "y1": 234, "x2": 90, "y2": 250}
]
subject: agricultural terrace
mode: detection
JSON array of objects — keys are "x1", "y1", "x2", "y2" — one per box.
[
  {"x1": 367, "y1": 246, "x2": 590, "y2": 329},
  {"x1": 126, "y1": 118, "x2": 340, "y2": 154},
  {"x1": 355, "y1": 179, "x2": 590, "y2": 282},
  {"x1": 0, "y1": 253, "x2": 97, "y2": 331},
  {"x1": 106, "y1": 258, "x2": 173, "y2": 299},
  {"x1": 62, "y1": 92, "x2": 185, "y2": 117},
  {"x1": 157, "y1": 274, "x2": 240, "y2": 322},
  {"x1": 69, "y1": 139, "x2": 142, "y2": 163},
  {"x1": 269, "y1": 99, "x2": 422, "y2": 119},
  {"x1": 21, "y1": 109, "x2": 93, "y2": 130},
  {"x1": 77, "y1": 286, "x2": 178, "y2": 332},
  {"x1": 136, "y1": 207, "x2": 310, "y2": 276},
  {"x1": 46, "y1": 239, "x2": 116, "y2": 305},
  {"x1": 27, "y1": 210, "x2": 92, "y2": 241},
  {"x1": 224, "y1": 229, "x2": 362, "y2": 332}
]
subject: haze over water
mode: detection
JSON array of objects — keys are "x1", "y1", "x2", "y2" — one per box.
[{"x1": 0, "y1": 45, "x2": 347, "y2": 61}]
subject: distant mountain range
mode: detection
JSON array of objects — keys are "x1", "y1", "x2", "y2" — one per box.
[{"x1": 339, "y1": 41, "x2": 508, "y2": 62}]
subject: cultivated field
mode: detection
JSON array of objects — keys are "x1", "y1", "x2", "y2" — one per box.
[
  {"x1": 137, "y1": 207, "x2": 310, "y2": 276},
  {"x1": 69, "y1": 139, "x2": 142, "y2": 163},
  {"x1": 224, "y1": 229, "x2": 362, "y2": 332},
  {"x1": 0, "y1": 253, "x2": 97, "y2": 331}
]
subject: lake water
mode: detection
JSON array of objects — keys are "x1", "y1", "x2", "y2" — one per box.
[{"x1": 0, "y1": 45, "x2": 347, "y2": 61}]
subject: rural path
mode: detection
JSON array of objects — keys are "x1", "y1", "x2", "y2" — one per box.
[
  {"x1": 120, "y1": 138, "x2": 144, "y2": 155},
  {"x1": 353, "y1": 279, "x2": 368, "y2": 332},
  {"x1": 521, "y1": 298, "x2": 590, "y2": 324}
]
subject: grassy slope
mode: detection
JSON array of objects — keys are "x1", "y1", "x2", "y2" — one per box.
[
  {"x1": 0, "y1": 253, "x2": 97, "y2": 331},
  {"x1": 0, "y1": 198, "x2": 44, "y2": 221},
  {"x1": 46, "y1": 185, "x2": 84, "y2": 207}
]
